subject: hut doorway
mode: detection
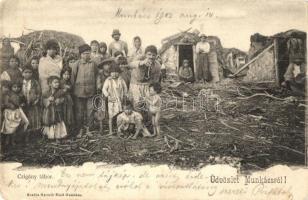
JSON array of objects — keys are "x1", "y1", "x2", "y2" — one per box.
[
  {"x1": 275, "y1": 38, "x2": 290, "y2": 85},
  {"x1": 178, "y1": 44, "x2": 195, "y2": 80}
]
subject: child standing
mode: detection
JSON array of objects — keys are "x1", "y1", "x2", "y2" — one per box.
[
  {"x1": 114, "y1": 51, "x2": 130, "y2": 89},
  {"x1": 60, "y1": 67, "x2": 74, "y2": 134},
  {"x1": 146, "y1": 83, "x2": 162, "y2": 137},
  {"x1": 117, "y1": 101, "x2": 152, "y2": 139},
  {"x1": 102, "y1": 64, "x2": 128, "y2": 135},
  {"x1": 179, "y1": 59, "x2": 194, "y2": 83},
  {"x1": 22, "y1": 66, "x2": 42, "y2": 143},
  {"x1": 0, "y1": 80, "x2": 11, "y2": 156},
  {"x1": 1, "y1": 80, "x2": 29, "y2": 147},
  {"x1": 95, "y1": 59, "x2": 112, "y2": 133},
  {"x1": 42, "y1": 76, "x2": 67, "y2": 140}
]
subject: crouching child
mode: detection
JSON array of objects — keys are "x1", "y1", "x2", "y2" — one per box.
[{"x1": 116, "y1": 101, "x2": 153, "y2": 139}]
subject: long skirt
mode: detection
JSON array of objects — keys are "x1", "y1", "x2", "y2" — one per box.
[
  {"x1": 42, "y1": 122, "x2": 67, "y2": 139},
  {"x1": 24, "y1": 105, "x2": 41, "y2": 131},
  {"x1": 196, "y1": 53, "x2": 210, "y2": 81},
  {"x1": 63, "y1": 95, "x2": 74, "y2": 127}
]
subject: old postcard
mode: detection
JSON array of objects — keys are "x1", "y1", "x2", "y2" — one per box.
[{"x1": 0, "y1": 0, "x2": 307, "y2": 199}]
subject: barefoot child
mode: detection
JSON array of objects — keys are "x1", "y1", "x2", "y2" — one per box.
[
  {"x1": 22, "y1": 66, "x2": 42, "y2": 143},
  {"x1": 60, "y1": 67, "x2": 74, "y2": 134},
  {"x1": 102, "y1": 64, "x2": 127, "y2": 135},
  {"x1": 117, "y1": 101, "x2": 152, "y2": 139},
  {"x1": 42, "y1": 76, "x2": 67, "y2": 140},
  {"x1": 146, "y1": 83, "x2": 162, "y2": 136},
  {"x1": 1, "y1": 80, "x2": 29, "y2": 148}
]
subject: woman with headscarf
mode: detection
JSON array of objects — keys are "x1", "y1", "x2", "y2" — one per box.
[
  {"x1": 128, "y1": 36, "x2": 144, "y2": 63},
  {"x1": 0, "y1": 38, "x2": 15, "y2": 73},
  {"x1": 99, "y1": 42, "x2": 111, "y2": 61},
  {"x1": 38, "y1": 40, "x2": 63, "y2": 94}
]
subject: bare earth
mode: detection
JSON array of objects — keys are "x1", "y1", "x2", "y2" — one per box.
[{"x1": 1, "y1": 80, "x2": 305, "y2": 172}]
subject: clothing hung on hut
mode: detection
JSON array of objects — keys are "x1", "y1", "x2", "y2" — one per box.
[{"x1": 287, "y1": 38, "x2": 305, "y2": 62}]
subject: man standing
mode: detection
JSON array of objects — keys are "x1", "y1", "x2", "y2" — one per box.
[
  {"x1": 108, "y1": 29, "x2": 128, "y2": 57},
  {"x1": 71, "y1": 44, "x2": 98, "y2": 137},
  {"x1": 129, "y1": 45, "x2": 161, "y2": 107}
]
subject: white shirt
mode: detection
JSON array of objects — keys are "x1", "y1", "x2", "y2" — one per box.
[{"x1": 196, "y1": 42, "x2": 210, "y2": 54}]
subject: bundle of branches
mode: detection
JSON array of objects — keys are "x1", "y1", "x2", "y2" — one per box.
[{"x1": 13, "y1": 30, "x2": 85, "y2": 62}]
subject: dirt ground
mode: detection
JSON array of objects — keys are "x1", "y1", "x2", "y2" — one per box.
[{"x1": 1, "y1": 79, "x2": 306, "y2": 172}]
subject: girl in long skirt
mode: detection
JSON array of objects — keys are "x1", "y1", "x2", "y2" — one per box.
[
  {"x1": 42, "y1": 76, "x2": 67, "y2": 140},
  {"x1": 60, "y1": 67, "x2": 74, "y2": 134}
]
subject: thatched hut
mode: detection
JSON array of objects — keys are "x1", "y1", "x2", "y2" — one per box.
[
  {"x1": 159, "y1": 29, "x2": 226, "y2": 81},
  {"x1": 159, "y1": 29, "x2": 248, "y2": 81}
]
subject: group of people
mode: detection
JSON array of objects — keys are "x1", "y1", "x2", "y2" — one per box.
[{"x1": 0, "y1": 29, "x2": 163, "y2": 151}]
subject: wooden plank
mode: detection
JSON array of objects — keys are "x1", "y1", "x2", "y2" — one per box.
[
  {"x1": 229, "y1": 43, "x2": 274, "y2": 77},
  {"x1": 193, "y1": 45, "x2": 197, "y2": 79},
  {"x1": 273, "y1": 39, "x2": 280, "y2": 86}
]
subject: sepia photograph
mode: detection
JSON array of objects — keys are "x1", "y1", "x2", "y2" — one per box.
[{"x1": 0, "y1": 0, "x2": 307, "y2": 199}]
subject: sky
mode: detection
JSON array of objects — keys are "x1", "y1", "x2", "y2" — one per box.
[{"x1": 0, "y1": 0, "x2": 307, "y2": 52}]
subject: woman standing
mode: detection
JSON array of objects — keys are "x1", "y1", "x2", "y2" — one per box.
[
  {"x1": 196, "y1": 34, "x2": 210, "y2": 83},
  {"x1": 38, "y1": 40, "x2": 63, "y2": 94}
]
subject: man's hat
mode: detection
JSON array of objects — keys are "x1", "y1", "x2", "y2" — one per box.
[
  {"x1": 112, "y1": 29, "x2": 121, "y2": 37},
  {"x1": 109, "y1": 64, "x2": 121, "y2": 73},
  {"x1": 200, "y1": 34, "x2": 207, "y2": 39},
  {"x1": 97, "y1": 58, "x2": 116, "y2": 69},
  {"x1": 78, "y1": 44, "x2": 91, "y2": 54}
]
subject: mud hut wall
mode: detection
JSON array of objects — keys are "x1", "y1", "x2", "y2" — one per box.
[
  {"x1": 161, "y1": 45, "x2": 178, "y2": 75},
  {"x1": 243, "y1": 48, "x2": 276, "y2": 82}
]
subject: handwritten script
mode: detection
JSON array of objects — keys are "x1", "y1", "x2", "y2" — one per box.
[
  {"x1": 0, "y1": 164, "x2": 296, "y2": 199},
  {"x1": 114, "y1": 7, "x2": 215, "y2": 24}
]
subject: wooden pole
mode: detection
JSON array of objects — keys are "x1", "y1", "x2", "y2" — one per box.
[
  {"x1": 273, "y1": 39, "x2": 280, "y2": 86},
  {"x1": 229, "y1": 43, "x2": 274, "y2": 77}
]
